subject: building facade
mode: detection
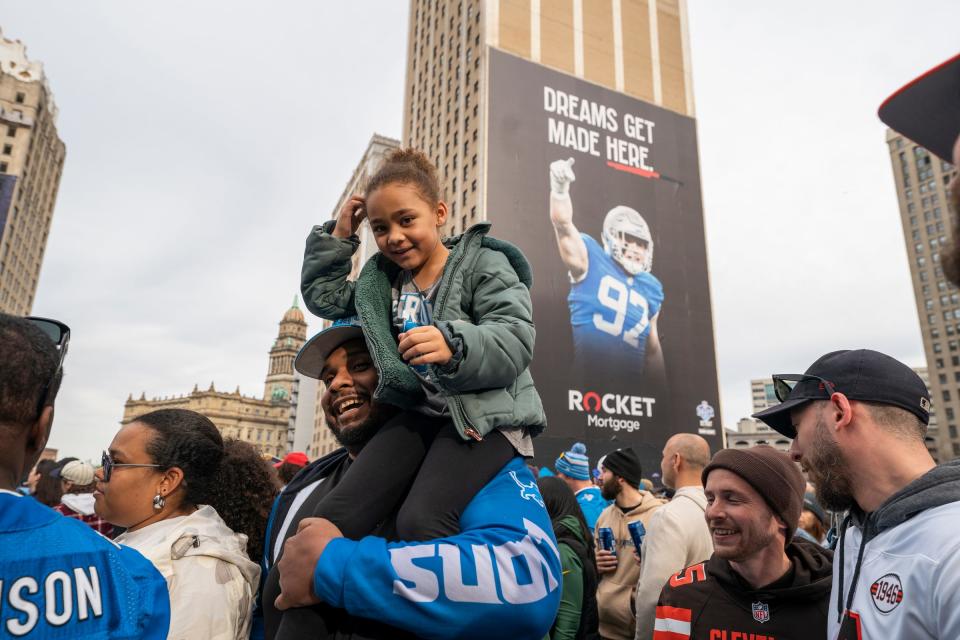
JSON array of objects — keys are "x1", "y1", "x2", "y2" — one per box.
[
  {"x1": 887, "y1": 129, "x2": 958, "y2": 461},
  {"x1": 401, "y1": 0, "x2": 693, "y2": 234},
  {"x1": 122, "y1": 302, "x2": 307, "y2": 458},
  {"x1": 0, "y1": 30, "x2": 66, "y2": 315}
]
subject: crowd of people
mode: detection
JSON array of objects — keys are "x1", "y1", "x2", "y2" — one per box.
[{"x1": 1, "y1": 53, "x2": 959, "y2": 639}]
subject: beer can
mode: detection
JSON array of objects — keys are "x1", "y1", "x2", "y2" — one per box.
[
  {"x1": 402, "y1": 319, "x2": 429, "y2": 374},
  {"x1": 598, "y1": 527, "x2": 616, "y2": 554},
  {"x1": 628, "y1": 520, "x2": 646, "y2": 555}
]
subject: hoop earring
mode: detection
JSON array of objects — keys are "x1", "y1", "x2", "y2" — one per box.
[{"x1": 153, "y1": 493, "x2": 165, "y2": 511}]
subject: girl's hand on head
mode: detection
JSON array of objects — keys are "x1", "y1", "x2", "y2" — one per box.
[
  {"x1": 398, "y1": 325, "x2": 453, "y2": 366},
  {"x1": 332, "y1": 195, "x2": 366, "y2": 238}
]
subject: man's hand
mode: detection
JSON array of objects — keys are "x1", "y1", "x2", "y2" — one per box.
[
  {"x1": 632, "y1": 548, "x2": 642, "y2": 566},
  {"x1": 398, "y1": 325, "x2": 453, "y2": 366},
  {"x1": 596, "y1": 548, "x2": 618, "y2": 574},
  {"x1": 274, "y1": 517, "x2": 344, "y2": 611},
  {"x1": 332, "y1": 195, "x2": 366, "y2": 239},
  {"x1": 549, "y1": 158, "x2": 576, "y2": 196}
]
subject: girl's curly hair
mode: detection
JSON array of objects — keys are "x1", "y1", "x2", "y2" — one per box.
[
  {"x1": 365, "y1": 147, "x2": 442, "y2": 206},
  {"x1": 137, "y1": 408, "x2": 279, "y2": 562}
]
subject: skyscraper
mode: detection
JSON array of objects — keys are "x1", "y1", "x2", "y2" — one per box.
[
  {"x1": 887, "y1": 128, "x2": 958, "y2": 460},
  {"x1": 402, "y1": 0, "x2": 694, "y2": 233},
  {"x1": 0, "y1": 30, "x2": 66, "y2": 315}
]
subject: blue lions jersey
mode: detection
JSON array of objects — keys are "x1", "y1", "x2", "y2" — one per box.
[
  {"x1": 0, "y1": 492, "x2": 170, "y2": 638},
  {"x1": 568, "y1": 234, "x2": 664, "y2": 376}
]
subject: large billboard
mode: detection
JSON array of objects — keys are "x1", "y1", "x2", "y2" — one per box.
[{"x1": 485, "y1": 48, "x2": 722, "y2": 475}]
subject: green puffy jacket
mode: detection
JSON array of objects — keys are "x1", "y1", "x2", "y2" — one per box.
[{"x1": 301, "y1": 221, "x2": 547, "y2": 441}]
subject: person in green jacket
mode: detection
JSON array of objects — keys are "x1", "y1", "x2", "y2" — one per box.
[
  {"x1": 297, "y1": 147, "x2": 547, "y2": 546},
  {"x1": 538, "y1": 476, "x2": 600, "y2": 640}
]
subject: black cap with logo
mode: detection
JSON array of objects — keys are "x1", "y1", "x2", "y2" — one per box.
[{"x1": 753, "y1": 349, "x2": 931, "y2": 439}]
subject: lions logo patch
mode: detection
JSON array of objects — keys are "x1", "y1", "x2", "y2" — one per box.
[
  {"x1": 751, "y1": 601, "x2": 770, "y2": 623},
  {"x1": 870, "y1": 573, "x2": 904, "y2": 613},
  {"x1": 509, "y1": 470, "x2": 545, "y2": 507}
]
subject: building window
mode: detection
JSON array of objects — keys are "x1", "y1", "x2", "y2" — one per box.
[
  {"x1": 1, "y1": 145, "x2": 10, "y2": 156},
  {"x1": 944, "y1": 390, "x2": 952, "y2": 402},
  {"x1": 5, "y1": 126, "x2": 13, "y2": 138},
  {"x1": 0, "y1": 162, "x2": 6, "y2": 173},
  {"x1": 947, "y1": 408, "x2": 956, "y2": 421},
  {"x1": 940, "y1": 374, "x2": 948, "y2": 384},
  {"x1": 14, "y1": 92, "x2": 24, "y2": 104},
  {"x1": 951, "y1": 425, "x2": 959, "y2": 439}
]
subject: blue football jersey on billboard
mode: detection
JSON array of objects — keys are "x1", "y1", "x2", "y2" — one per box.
[
  {"x1": 312, "y1": 457, "x2": 562, "y2": 640},
  {"x1": 568, "y1": 234, "x2": 664, "y2": 377},
  {"x1": 0, "y1": 492, "x2": 170, "y2": 639}
]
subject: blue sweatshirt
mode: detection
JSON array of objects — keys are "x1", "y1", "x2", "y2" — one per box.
[
  {"x1": 311, "y1": 457, "x2": 562, "y2": 640},
  {"x1": 0, "y1": 491, "x2": 170, "y2": 638}
]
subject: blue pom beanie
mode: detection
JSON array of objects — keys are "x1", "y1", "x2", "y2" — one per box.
[{"x1": 555, "y1": 442, "x2": 591, "y2": 480}]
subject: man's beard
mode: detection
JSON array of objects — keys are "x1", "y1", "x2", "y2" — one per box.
[
  {"x1": 328, "y1": 404, "x2": 396, "y2": 452},
  {"x1": 805, "y1": 416, "x2": 855, "y2": 512},
  {"x1": 601, "y1": 474, "x2": 621, "y2": 501}
]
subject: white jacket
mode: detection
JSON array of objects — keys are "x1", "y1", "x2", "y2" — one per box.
[
  {"x1": 633, "y1": 485, "x2": 713, "y2": 640},
  {"x1": 117, "y1": 505, "x2": 260, "y2": 640},
  {"x1": 828, "y1": 461, "x2": 960, "y2": 640}
]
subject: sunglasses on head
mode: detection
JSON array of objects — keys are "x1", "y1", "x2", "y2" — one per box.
[
  {"x1": 100, "y1": 450, "x2": 162, "y2": 482},
  {"x1": 772, "y1": 374, "x2": 838, "y2": 403},
  {"x1": 25, "y1": 316, "x2": 70, "y2": 416}
]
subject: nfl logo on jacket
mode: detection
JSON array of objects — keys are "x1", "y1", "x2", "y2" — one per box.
[{"x1": 752, "y1": 602, "x2": 770, "y2": 623}]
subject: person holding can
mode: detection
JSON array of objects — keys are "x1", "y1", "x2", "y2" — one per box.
[{"x1": 594, "y1": 447, "x2": 664, "y2": 640}]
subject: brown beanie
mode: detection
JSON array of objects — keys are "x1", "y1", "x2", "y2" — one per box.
[{"x1": 702, "y1": 445, "x2": 805, "y2": 545}]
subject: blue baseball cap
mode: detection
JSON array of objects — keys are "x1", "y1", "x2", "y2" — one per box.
[{"x1": 295, "y1": 317, "x2": 365, "y2": 379}]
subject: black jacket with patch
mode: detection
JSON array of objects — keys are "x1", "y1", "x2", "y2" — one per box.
[{"x1": 654, "y1": 540, "x2": 833, "y2": 640}]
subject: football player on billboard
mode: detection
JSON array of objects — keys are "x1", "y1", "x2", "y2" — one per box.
[{"x1": 548, "y1": 157, "x2": 665, "y2": 380}]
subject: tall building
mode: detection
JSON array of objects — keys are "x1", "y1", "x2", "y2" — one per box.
[
  {"x1": 0, "y1": 30, "x2": 66, "y2": 315},
  {"x1": 122, "y1": 302, "x2": 307, "y2": 458},
  {"x1": 307, "y1": 134, "x2": 400, "y2": 459},
  {"x1": 887, "y1": 129, "x2": 958, "y2": 461},
  {"x1": 732, "y1": 371, "x2": 941, "y2": 460},
  {"x1": 401, "y1": 0, "x2": 694, "y2": 234}
]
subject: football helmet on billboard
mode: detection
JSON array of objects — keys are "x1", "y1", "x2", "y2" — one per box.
[{"x1": 601, "y1": 205, "x2": 653, "y2": 274}]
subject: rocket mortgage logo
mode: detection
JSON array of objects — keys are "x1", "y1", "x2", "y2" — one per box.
[{"x1": 568, "y1": 389, "x2": 656, "y2": 433}]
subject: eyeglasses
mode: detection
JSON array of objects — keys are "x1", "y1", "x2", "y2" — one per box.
[
  {"x1": 772, "y1": 374, "x2": 838, "y2": 403},
  {"x1": 100, "y1": 450, "x2": 162, "y2": 482},
  {"x1": 25, "y1": 316, "x2": 70, "y2": 416}
]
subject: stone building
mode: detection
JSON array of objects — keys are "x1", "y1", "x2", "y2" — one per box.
[
  {"x1": 0, "y1": 29, "x2": 66, "y2": 315},
  {"x1": 122, "y1": 301, "x2": 308, "y2": 458}
]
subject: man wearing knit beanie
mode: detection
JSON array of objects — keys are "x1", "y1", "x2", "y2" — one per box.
[
  {"x1": 555, "y1": 442, "x2": 610, "y2": 529},
  {"x1": 652, "y1": 446, "x2": 833, "y2": 639},
  {"x1": 594, "y1": 447, "x2": 665, "y2": 640}
]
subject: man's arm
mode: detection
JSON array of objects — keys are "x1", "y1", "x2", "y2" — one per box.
[
  {"x1": 644, "y1": 312, "x2": 665, "y2": 379},
  {"x1": 276, "y1": 460, "x2": 562, "y2": 640},
  {"x1": 549, "y1": 158, "x2": 588, "y2": 282}
]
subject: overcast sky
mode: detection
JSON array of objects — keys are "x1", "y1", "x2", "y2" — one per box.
[{"x1": 4, "y1": 1, "x2": 956, "y2": 461}]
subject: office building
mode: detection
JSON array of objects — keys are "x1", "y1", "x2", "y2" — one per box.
[
  {"x1": 0, "y1": 30, "x2": 66, "y2": 314},
  {"x1": 887, "y1": 129, "x2": 958, "y2": 460}
]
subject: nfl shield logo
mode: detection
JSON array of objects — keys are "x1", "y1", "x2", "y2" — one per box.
[{"x1": 752, "y1": 602, "x2": 770, "y2": 623}]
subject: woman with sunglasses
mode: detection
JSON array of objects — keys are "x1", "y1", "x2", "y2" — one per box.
[{"x1": 94, "y1": 408, "x2": 279, "y2": 640}]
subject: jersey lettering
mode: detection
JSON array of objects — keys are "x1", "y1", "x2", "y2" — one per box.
[
  {"x1": 1, "y1": 566, "x2": 103, "y2": 636},
  {"x1": 390, "y1": 518, "x2": 560, "y2": 605},
  {"x1": 708, "y1": 631, "x2": 776, "y2": 640},
  {"x1": 669, "y1": 563, "x2": 707, "y2": 588}
]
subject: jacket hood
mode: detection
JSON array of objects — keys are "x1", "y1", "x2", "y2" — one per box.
[
  {"x1": 119, "y1": 505, "x2": 260, "y2": 592},
  {"x1": 60, "y1": 492, "x2": 96, "y2": 515},
  {"x1": 849, "y1": 458, "x2": 960, "y2": 537},
  {"x1": 443, "y1": 222, "x2": 534, "y2": 289},
  {"x1": 711, "y1": 539, "x2": 834, "y2": 603},
  {"x1": 556, "y1": 514, "x2": 586, "y2": 545}
]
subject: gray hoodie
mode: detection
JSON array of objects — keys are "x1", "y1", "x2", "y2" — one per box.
[{"x1": 830, "y1": 460, "x2": 960, "y2": 639}]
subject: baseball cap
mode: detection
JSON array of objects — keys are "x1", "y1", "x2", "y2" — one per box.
[
  {"x1": 273, "y1": 451, "x2": 309, "y2": 468},
  {"x1": 753, "y1": 349, "x2": 931, "y2": 438},
  {"x1": 51, "y1": 460, "x2": 96, "y2": 486},
  {"x1": 878, "y1": 53, "x2": 960, "y2": 162},
  {"x1": 294, "y1": 317, "x2": 364, "y2": 379}
]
